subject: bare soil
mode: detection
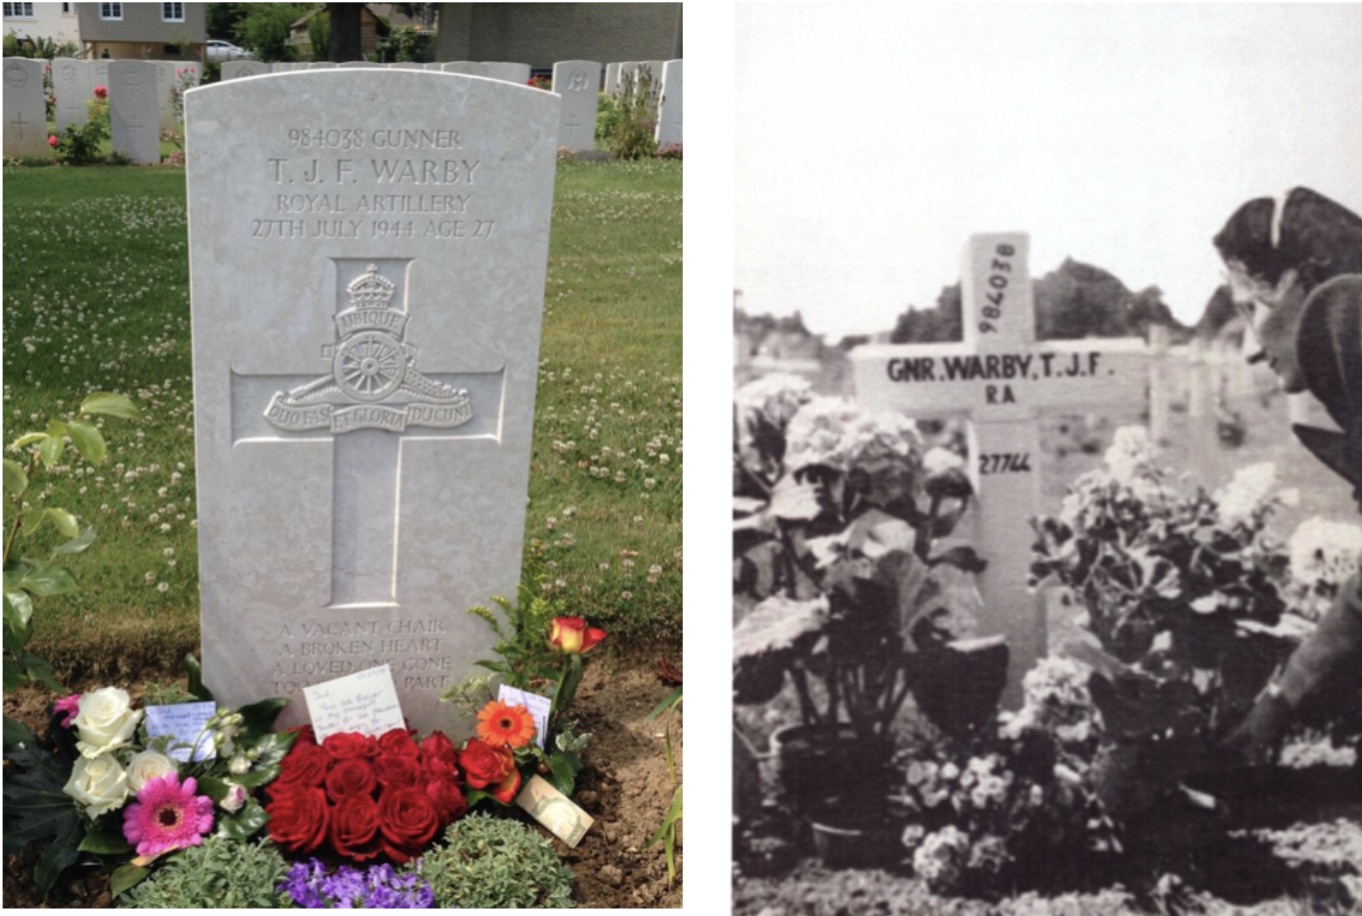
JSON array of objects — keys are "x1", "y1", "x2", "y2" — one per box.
[{"x1": 3, "y1": 655, "x2": 682, "y2": 909}]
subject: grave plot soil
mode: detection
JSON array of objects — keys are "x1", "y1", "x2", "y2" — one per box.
[{"x1": 3, "y1": 655, "x2": 682, "y2": 909}]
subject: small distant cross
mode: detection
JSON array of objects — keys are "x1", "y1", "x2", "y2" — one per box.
[{"x1": 562, "y1": 114, "x2": 582, "y2": 145}]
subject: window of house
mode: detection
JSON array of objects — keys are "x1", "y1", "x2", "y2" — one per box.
[
  {"x1": 162, "y1": 2, "x2": 184, "y2": 22},
  {"x1": 3, "y1": 3, "x2": 36, "y2": 19},
  {"x1": 100, "y1": 2, "x2": 123, "y2": 20}
]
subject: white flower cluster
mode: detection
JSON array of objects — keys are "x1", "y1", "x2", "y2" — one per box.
[
  {"x1": 999, "y1": 656, "x2": 1100, "y2": 748},
  {"x1": 1214, "y1": 462, "x2": 1279, "y2": 528},
  {"x1": 1103, "y1": 425, "x2": 1156, "y2": 485},
  {"x1": 63, "y1": 687, "x2": 144, "y2": 817},
  {"x1": 734, "y1": 372, "x2": 813, "y2": 432},
  {"x1": 1288, "y1": 516, "x2": 1362, "y2": 589},
  {"x1": 910, "y1": 824, "x2": 970, "y2": 888},
  {"x1": 783, "y1": 397, "x2": 922, "y2": 477}
]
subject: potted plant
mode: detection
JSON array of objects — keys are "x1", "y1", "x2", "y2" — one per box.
[{"x1": 733, "y1": 386, "x2": 1007, "y2": 863}]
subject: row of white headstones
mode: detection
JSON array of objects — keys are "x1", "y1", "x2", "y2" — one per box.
[{"x1": 2, "y1": 55, "x2": 682, "y2": 161}]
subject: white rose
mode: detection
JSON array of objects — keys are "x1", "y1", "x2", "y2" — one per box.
[
  {"x1": 219, "y1": 782, "x2": 248, "y2": 814},
  {"x1": 125, "y1": 750, "x2": 178, "y2": 793},
  {"x1": 63, "y1": 754, "x2": 129, "y2": 818},
  {"x1": 73, "y1": 687, "x2": 143, "y2": 758}
]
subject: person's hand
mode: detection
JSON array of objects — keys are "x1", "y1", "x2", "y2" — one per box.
[{"x1": 1222, "y1": 691, "x2": 1293, "y2": 764}]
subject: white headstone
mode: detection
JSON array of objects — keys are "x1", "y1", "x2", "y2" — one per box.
[
  {"x1": 90, "y1": 59, "x2": 110, "y2": 91},
  {"x1": 52, "y1": 57, "x2": 93, "y2": 133},
  {"x1": 551, "y1": 59, "x2": 600, "y2": 153},
  {"x1": 184, "y1": 70, "x2": 561, "y2": 733},
  {"x1": 441, "y1": 62, "x2": 488, "y2": 77},
  {"x1": 156, "y1": 61, "x2": 177, "y2": 132},
  {"x1": 340, "y1": 61, "x2": 380, "y2": 68},
  {"x1": 388, "y1": 61, "x2": 426, "y2": 70},
  {"x1": 655, "y1": 59, "x2": 682, "y2": 147},
  {"x1": 309, "y1": 62, "x2": 339, "y2": 70},
  {"x1": 603, "y1": 62, "x2": 620, "y2": 95},
  {"x1": 3, "y1": 58, "x2": 47, "y2": 158},
  {"x1": 852, "y1": 234, "x2": 1150, "y2": 704},
  {"x1": 482, "y1": 61, "x2": 530, "y2": 84},
  {"x1": 638, "y1": 59, "x2": 665, "y2": 96},
  {"x1": 614, "y1": 61, "x2": 637, "y2": 96},
  {"x1": 423, "y1": 62, "x2": 444, "y2": 71},
  {"x1": 108, "y1": 60, "x2": 161, "y2": 164},
  {"x1": 222, "y1": 60, "x2": 272, "y2": 80}
]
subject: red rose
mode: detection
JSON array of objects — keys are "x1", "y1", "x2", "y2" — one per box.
[
  {"x1": 373, "y1": 751, "x2": 423, "y2": 789},
  {"x1": 422, "y1": 754, "x2": 458, "y2": 783},
  {"x1": 378, "y1": 729, "x2": 420, "y2": 757},
  {"x1": 377, "y1": 786, "x2": 441, "y2": 862},
  {"x1": 425, "y1": 777, "x2": 468, "y2": 826},
  {"x1": 459, "y1": 738, "x2": 514, "y2": 789},
  {"x1": 324, "y1": 731, "x2": 378, "y2": 762},
  {"x1": 288, "y1": 724, "x2": 317, "y2": 747},
  {"x1": 266, "y1": 786, "x2": 330, "y2": 853},
  {"x1": 420, "y1": 730, "x2": 458, "y2": 769},
  {"x1": 491, "y1": 766, "x2": 523, "y2": 804},
  {"x1": 325, "y1": 757, "x2": 377, "y2": 801},
  {"x1": 329, "y1": 793, "x2": 382, "y2": 862},
  {"x1": 274, "y1": 742, "x2": 329, "y2": 790}
]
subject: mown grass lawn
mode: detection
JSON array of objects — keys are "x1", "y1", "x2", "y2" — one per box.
[{"x1": 2, "y1": 158, "x2": 681, "y2": 675}]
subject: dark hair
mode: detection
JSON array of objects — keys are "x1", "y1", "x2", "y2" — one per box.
[{"x1": 1212, "y1": 187, "x2": 1362, "y2": 296}]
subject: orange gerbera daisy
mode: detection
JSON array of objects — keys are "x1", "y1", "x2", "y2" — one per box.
[{"x1": 475, "y1": 700, "x2": 536, "y2": 749}]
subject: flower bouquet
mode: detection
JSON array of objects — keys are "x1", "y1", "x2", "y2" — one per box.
[{"x1": 3, "y1": 657, "x2": 295, "y2": 898}]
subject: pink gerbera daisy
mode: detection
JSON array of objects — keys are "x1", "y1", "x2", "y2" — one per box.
[{"x1": 122, "y1": 773, "x2": 214, "y2": 859}]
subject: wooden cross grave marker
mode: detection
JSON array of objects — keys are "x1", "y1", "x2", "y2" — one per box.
[{"x1": 852, "y1": 233, "x2": 1150, "y2": 705}]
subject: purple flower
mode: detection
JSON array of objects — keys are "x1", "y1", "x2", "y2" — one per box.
[{"x1": 280, "y1": 859, "x2": 434, "y2": 908}]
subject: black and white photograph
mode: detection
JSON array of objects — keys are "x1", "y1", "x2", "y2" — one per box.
[{"x1": 734, "y1": 4, "x2": 1362, "y2": 912}]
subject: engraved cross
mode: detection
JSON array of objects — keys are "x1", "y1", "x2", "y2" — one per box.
[
  {"x1": 11, "y1": 111, "x2": 30, "y2": 139},
  {"x1": 229, "y1": 259, "x2": 507, "y2": 609}
]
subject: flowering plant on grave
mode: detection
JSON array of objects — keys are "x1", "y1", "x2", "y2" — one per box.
[
  {"x1": 280, "y1": 858, "x2": 435, "y2": 908},
  {"x1": 265, "y1": 725, "x2": 468, "y2": 864},
  {"x1": 733, "y1": 386, "x2": 1006, "y2": 759},
  {"x1": 1029, "y1": 426, "x2": 1326, "y2": 814},
  {"x1": 897, "y1": 656, "x2": 1120, "y2": 896},
  {"x1": 1, "y1": 655, "x2": 296, "y2": 899},
  {"x1": 46, "y1": 85, "x2": 111, "y2": 165},
  {"x1": 442, "y1": 598, "x2": 599, "y2": 799}
]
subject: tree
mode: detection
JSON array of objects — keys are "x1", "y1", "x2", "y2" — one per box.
[
  {"x1": 233, "y1": 3, "x2": 309, "y2": 62},
  {"x1": 327, "y1": 2, "x2": 364, "y2": 62},
  {"x1": 205, "y1": 2, "x2": 251, "y2": 40}
]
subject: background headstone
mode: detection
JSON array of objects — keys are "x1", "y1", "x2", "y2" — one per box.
[
  {"x1": 388, "y1": 61, "x2": 426, "y2": 70},
  {"x1": 638, "y1": 59, "x2": 665, "y2": 96},
  {"x1": 852, "y1": 234, "x2": 1150, "y2": 704},
  {"x1": 52, "y1": 57, "x2": 93, "y2": 133},
  {"x1": 156, "y1": 61, "x2": 177, "y2": 132},
  {"x1": 482, "y1": 61, "x2": 530, "y2": 84},
  {"x1": 442, "y1": 61, "x2": 488, "y2": 77},
  {"x1": 3, "y1": 58, "x2": 47, "y2": 159},
  {"x1": 655, "y1": 59, "x2": 682, "y2": 147},
  {"x1": 184, "y1": 70, "x2": 561, "y2": 733},
  {"x1": 309, "y1": 62, "x2": 339, "y2": 70},
  {"x1": 340, "y1": 61, "x2": 380, "y2": 68},
  {"x1": 604, "y1": 62, "x2": 621, "y2": 95},
  {"x1": 614, "y1": 61, "x2": 638, "y2": 96},
  {"x1": 552, "y1": 59, "x2": 600, "y2": 153},
  {"x1": 108, "y1": 60, "x2": 160, "y2": 164},
  {"x1": 90, "y1": 59, "x2": 110, "y2": 91},
  {"x1": 222, "y1": 60, "x2": 272, "y2": 80}
]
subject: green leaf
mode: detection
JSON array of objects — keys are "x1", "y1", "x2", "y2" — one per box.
[
  {"x1": 3, "y1": 714, "x2": 38, "y2": 750},
  {"x1": 216, "y1": 799, "x2": 268, "y2": 840},
  {"x1": 233, "y1": 763, "x2": 280, "y2": 788},
  {"x1": 4, "y1": 590, "x2": 34, "y2": 634},
  {"x1": 645, "y1": 685, "x2": 683, "y2": 721},
  {"x1": 236, "y1": 697, "x2": 289, "y2": 742},
  {"x1": 647, "y1": 783, "x2": 683, "y2": 846},
  {"x1": 196, "y1": 774, "x2": 230, "y2": 803},
  {"x1": 23, "y1": 652, "x2": 60, "y2": 691},
  {"x1": 110, "y1": 864, "x2": 151, "y2": 898},
  {"x1": 15, "y1": 565, "x2": 78, "y2": 597},
  {"x1": 43, "y1": 508, "x2": 80, "y2": 539},
  {"x1": 51, "y1": 527, "x2": 97, "y2": 557},
  {"x1": 8, "y1": 432, "x2": 47, "y2": 451},
  {"x1": 183, "y1": 653, "x2": 213, "y2": 701},
  {"x1": 37, "y1": 421, "x2": 66, "y2": 468},
  {"x1": 34, "y1": 822, "x2": 83, "y2": 897},
  {"x1": 2, "y1": 658, "x2": 21, "y2": 692},
  {"x1": 65, "y1": 420, "x2": 106, "y2": 466},
  {"x1": 247, "y1": 729, "x2": 297, "y2": 770},
  {"x1": 2, "y1": 739, "x2": 84, "y2": 888},
  {"x1": 78, "y1": 823, "x2": 132, "y2": 855},
  {"x1": 80, "y1": 392, "x2": 139, "y2": 420},
  {"x1": 3, "y1": 458, "x2": 28, "y2": 497},
  {"x1": 546, "y1": 751, "x2": 582, "y2": 796}
]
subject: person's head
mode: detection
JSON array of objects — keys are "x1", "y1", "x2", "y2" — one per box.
[
  {"x1": 1222, "y1": 260, "x2": 1308, "y2": 391},
  {"x1": 793, "y1": 463, "x2": 843, "y2": 518}
]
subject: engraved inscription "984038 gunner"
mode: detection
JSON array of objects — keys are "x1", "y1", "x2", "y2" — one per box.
[{"x1": 264, "y1": 264, "x2": 472, "y2": 434}]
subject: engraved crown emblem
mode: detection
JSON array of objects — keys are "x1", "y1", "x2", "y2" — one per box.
[{"x1": 347, "y1": 264, "x2": 397, "y2": 308}]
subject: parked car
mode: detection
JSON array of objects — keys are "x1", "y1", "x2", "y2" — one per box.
[{"x1": 206, "y1": 40, "x2": 254, "y2": 62}]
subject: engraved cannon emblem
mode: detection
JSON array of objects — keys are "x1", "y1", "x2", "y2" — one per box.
[{"x1": 263, "y1": 264, "x2": 473, "y2": 434}]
